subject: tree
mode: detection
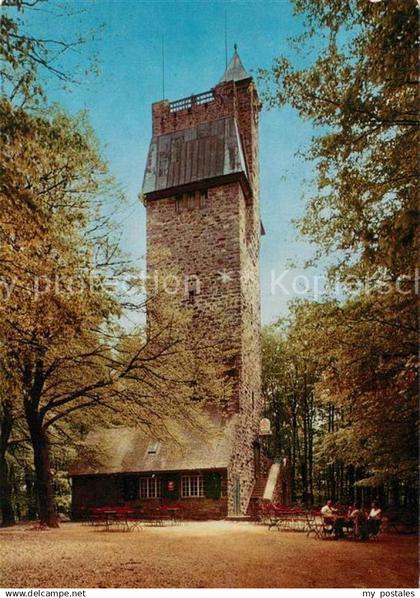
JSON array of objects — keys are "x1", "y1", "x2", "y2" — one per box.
[
  {"x1": 263, "y1": 295, "x2": 417, "y2": 505},
  {"x1": 0, "y1": 356, "x2": 32, "y2": 525},
  {"x1": 262, "y1": 315, "x2": 319, "y2": 503},
  {"x1": 0, "y1": 100, "x2": 111, "y2": 525},
  {"x1": 307, "y1": 295, "x2": 417, "y2": 502},
  {"x1": 0, "y1": 398, "x2": 15, "y2": 525},
  {"x1": 261, "y1": 0, "x2": 418, "y2": 282},
  {"x1": 260, "y1": 0, "x2": 418, "y2": 506}
]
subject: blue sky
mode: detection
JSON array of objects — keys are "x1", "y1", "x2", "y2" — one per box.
[{"x1": 17, "y1": 0, "x2": 325, "y2": 323}]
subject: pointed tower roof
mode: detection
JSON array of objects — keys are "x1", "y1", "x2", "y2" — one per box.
[{"x1": 219, "y1": 44, "x2": 251, "y2": 83}]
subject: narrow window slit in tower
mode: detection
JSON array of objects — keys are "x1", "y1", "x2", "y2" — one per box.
[
  {"x1": 187, "y1": 191, "x2": 195, "y2": 210},
  {"x1": 186, "y1": 275, "x2": 200, "y2": 303},
  {"x1": 199, "y1": 189, "x2": 208, "y2": 209}
]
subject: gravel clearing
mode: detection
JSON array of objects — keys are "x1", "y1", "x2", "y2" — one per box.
[{"x1": 0, "y1": 521, "x2": 417, "y2": 588}]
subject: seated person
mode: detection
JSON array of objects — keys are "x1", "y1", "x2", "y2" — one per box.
[
  {"x1": 367, "y1": 501, "x2": 382, "y2": 536},
  {"x1": 321, "y1": 500, "x2": 338, "y2": 517},
  {"x1": 349, "y1": 504, "x2": 369, "y2": 540},
  {"x1": 321, "y1": 500, "x2": 343, "y2": 538}
]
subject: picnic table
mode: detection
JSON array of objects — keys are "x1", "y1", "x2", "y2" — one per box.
[
  {"x1": 82, "y1": 503, "x2": 184, "y2": 529},
  {"x1": 147, "y1": 504, "x2": 183, "y2": 526},
  {"x1": 260, "y1": 505, "x2": 307, "y2": 531},
  {"x1": 89, "y1": 506, "x2": 143, "y2": 531},
  {"x1": 165, "y1": 506, "x2": 182, "y2": 524}
]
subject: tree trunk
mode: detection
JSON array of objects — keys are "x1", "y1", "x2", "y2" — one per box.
[
  {"x1": 301, "y1": 395, "x2": 308, "y2": 503},
  {"x1": 0, "y1": 400, "x2": 15, "y2": 526},
  {"x1": 0, "y1": 449, "x2": 14, "y2": 526},
  {"x1": 307, "y1": 392, "x2": 314, "y2": 505},
  {"x1": 347, "y1": 464, "x2": 355, "y2": 505},
  {"x1": 24, "y1": 467, "x2": 38, "y2": 520},
  {"x1": 291, "y1": 402, "x2": 297, "y2": 502},
  {"x1": 390, "y1": 479, "x2": 400, "y2": 507},
  {"x1": 327, "y1": 405, "x2": 336, "y2": 501},
  {"x1": 26, "y1": 411, "x2": 58, "y2": 528},
  {"x1": 10, "y1": 463, "x2": 21, "y2": 520}
]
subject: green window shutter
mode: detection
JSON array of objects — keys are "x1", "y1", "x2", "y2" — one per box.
[
  {"x1": 204, "y1": 472, "x2": 221, "y2": 499},
  {"x1": 122, "y1": 476, "x2": 138, "y2": 501},
  {"x1": 162, "y1": 474, "x2": 179, "y2": 500}
]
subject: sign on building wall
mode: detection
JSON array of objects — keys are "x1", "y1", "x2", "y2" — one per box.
[{"x1": 259, "y1": 418, "x2": 271, "y2": 436}]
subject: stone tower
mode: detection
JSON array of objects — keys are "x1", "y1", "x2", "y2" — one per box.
[{"x1": 142, "y1": 48, "x2": 263, "y2": 515}]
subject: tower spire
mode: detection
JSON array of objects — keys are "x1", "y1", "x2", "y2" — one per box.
[{"x1": 219, "y1": 44, "x2": 250, "y2": 83}]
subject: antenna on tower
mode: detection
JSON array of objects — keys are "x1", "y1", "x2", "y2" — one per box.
[
  {"x1": 224, "y1": 8, "x2": 228, "y2": 69},
  {"x1": 161, "y1": 34, "x2": 165, "y2": 100}
]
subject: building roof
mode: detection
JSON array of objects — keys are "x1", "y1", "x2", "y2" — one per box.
[
  {"x1": 219, "y1": 46, "x2": 251, "y2": 83},
  {"x1": 69, "y1": 420, "x2": 235, "y2": 477},
  {"x1": 142, "y1": 116, "x2": 250, "y2": 199}
]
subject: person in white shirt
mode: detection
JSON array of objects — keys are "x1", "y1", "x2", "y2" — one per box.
[
  {"x1": 321, "y1": 500, "x2": 343, "y2": 537},
  {"x1": 321, "y1": 500, "x2": 338, "y2": 517},
  {"x1": 368, "y1": 501, "x2": 382, "y2": 536}
]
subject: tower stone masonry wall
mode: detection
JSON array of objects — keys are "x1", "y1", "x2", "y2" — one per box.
[
  {"x1": 226, "y1": 130, "x2": 262, "y2": 515},
  {"x1": 146, "y1": 182, "x2": 244, "y2": 413},
  {"x1": 145, "y1": 63, "x2": 262, "y2": 516}
]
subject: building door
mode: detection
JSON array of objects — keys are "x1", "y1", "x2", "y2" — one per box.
[{"x1": 233, "y1": 477, "x2": 241, "y2": 515}]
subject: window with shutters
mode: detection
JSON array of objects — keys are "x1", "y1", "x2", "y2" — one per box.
[
  {"x1": 139, "y1": 476, "x2": 161, "y2": 499},
  {"x1": 181, "y1": 474, "x2": 204, "y2": 498}
]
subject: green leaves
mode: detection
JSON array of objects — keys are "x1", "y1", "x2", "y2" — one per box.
[{"x1": 261, "y1": 0, "x2": 418, "y2": 282}]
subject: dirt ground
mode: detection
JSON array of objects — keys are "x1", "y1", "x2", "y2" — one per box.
[{"x1": 0, "y1": 521, "x2": 417, "y2": 588}]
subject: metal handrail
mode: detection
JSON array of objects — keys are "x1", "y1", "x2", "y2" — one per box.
[{"x1": 169, "y1": 90, "x2": 215, "y2": 112}]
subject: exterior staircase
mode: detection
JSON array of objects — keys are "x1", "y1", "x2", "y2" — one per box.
[
  {"x1": 247, "y1": 475, "x2": 269, "y2": 518},
  {"x1": 251, "y1": 476, "x2": 268, "y2": 500},
  {"x1": 247, "y1": 463, "x2": 282, "y2": 518}
]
